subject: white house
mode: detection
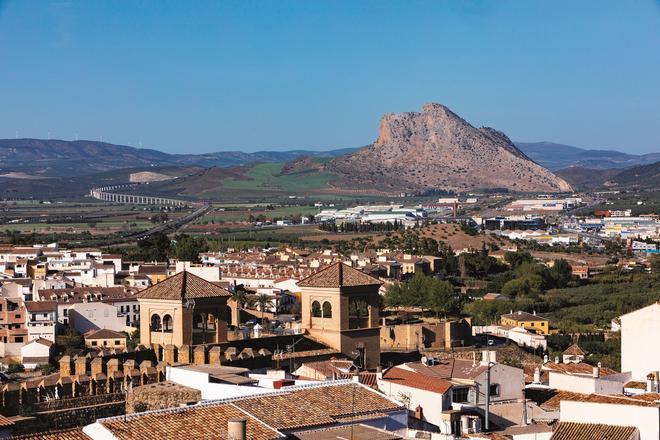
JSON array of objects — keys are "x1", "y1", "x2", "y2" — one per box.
[
  {"x1": 621, "y1": 302, "x2": 660, "y2": 380},
  {"x1": 378, "y1": 352, "x2": 524, "y2": 432},
  {"x1": 20, "y1": 338, "x2": 53, "y2": 369},
  {"x1": 559, "y1": 395, "x2": 657, "y2": 440},
  {"x1": 24, "y1": 301, "x2": 58, "y2": 342},
  {"x1": 69, "y1": 302, "x2": 126, "y2": 334}
]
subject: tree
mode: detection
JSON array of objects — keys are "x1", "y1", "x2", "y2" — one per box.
[
  {"x1": 172, "y1": 234, "x2": 208, "y2": 262},
  {"x1": 504, "y1": 251, "x2": 533, "y2": 269},
  {"x1": 255, "y1": 293, "x2": 273, "y2": 322},
  {"x1": 384, "y1": 283, "x2": 405, "y2": 309},
  {"x1": 231, "y1": 289, "x2": 247, "y2": 307},
  {"x1": 550, "y1": 259, "x2": 573, "y2": 288},
  {"x1": 425, "y1": 278, "x2": 456, "y2": 318},
  {"x1": 5, "y1": 363, "x2": 25, "y2": 374},
  {"x1": 137, "y1": 232, "x2": 171, "y2": 261},
  {"x1": 501, "y1": 278, "x2": 533, "y2": 299},
  {"x1": 127, "y1": 329, "x2": 140, "y2": 350},
  {"x1": 650, "y1": 255, "x2": 660, "y2": 274},
  {"x1": 60, "y1": 325, "x2": 85, "y2": 355},
  {"x1": 37, "y1": 363, "x2": 56, "y2": 375}
]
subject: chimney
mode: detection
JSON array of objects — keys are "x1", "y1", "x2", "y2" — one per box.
[
  {"x1": 647, "y1": 373, "x2": 655, "y2": 393},
  {"x1": 472, "y1": 351, "x2": 476, "y2": 366},
  {"x1": 592, "y1": 365, "x2": 600, "y2": 378},
  {"x1": 554, "y1": 356, "x2": 559, "y2": 364},
  {"x1": 533, "y1": 367, "x2": 541, "y2": 384},
  {"x1": 533, "y1": 310, "x2": 536, "y2": 316},
  {"x1": 543, "y1": 354, "x2": 548, "y2": 364},
  {"x1": 415, "y1": 405, "x2": 423, "y2": 420},
  {"x1": 227, "y1": 418, "x2": 246, "y2": 440}
]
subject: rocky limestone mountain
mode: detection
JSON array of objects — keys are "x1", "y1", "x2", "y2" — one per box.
[{"x1": 328, "y1": 103, "x2": 572, "y2": 193}]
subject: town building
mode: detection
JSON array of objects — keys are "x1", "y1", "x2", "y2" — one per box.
[
  {"x1": 82, "y1": 381, "x2": 407, "y2": 440},
  {"x1": 620, "y1": 302, "x2": 660, "y2": 381},
  {"x1": 298, "y1": 262, "x2": 382, "y2": 370},
  {"x1": 501, "y1": 310, "x2": 551, "y2": 335},
  {"x1": 84, "y1": 328, "x2": 127, "y2": 349},
  {"x1": 24, "y1": 300, "x2": 58, "y2": 342},
  {"x1": 137, "y1": 271, "x2": 231, "y2": 347}
]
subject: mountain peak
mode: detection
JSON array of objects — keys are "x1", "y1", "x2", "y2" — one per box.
[{"x1": 330, "y1": 104, "x2": 572, "y2": 193}]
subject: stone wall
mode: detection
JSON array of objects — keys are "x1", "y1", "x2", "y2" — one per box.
[
  {"x1": 10, "y1": 400, "x2": 125, "y2": 436},
  {"x1": 126, "y1": 381, "x2": 201, "y2": 414}
]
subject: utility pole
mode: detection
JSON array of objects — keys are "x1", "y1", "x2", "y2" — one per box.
[{"x1": 485, "y1": 360, "x2": 494, "y2": 430}]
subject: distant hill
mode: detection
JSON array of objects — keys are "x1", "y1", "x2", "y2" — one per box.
[
  {"x1": 0, "y1": 138, "x2": 356, "y2": 177},
  {"x1": 0, "y1": 139, "x2": 176, "y2": 177},
  {"x1": 329, "y1": 103, "x2": 571, "y2": 193},
  {"x1": 516, "y1": 141, "x2": 660, "y2": 170},
  {"x1": 608, "y1": 161, "x2": 660, "y2": 188},
  {"x1": 556, "y1": 161, "x2": 660, "y2": 190}
]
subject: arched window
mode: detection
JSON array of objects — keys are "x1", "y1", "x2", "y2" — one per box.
[
  {"x1": 150, "y1": 314, "x2": 161, "y2": 331},
  {"x1": 206, "y1": 313, "x2": 216, "y2": 330},
  {"x1": 322, "y1": 301, "x2": 332, "y2": 318},
  {"x1": 162, "y1": 314, "x2": 173, "y2": 332},
  {"x1": 311, "y1": 301, "x2": 322, "y2": 318},
  {"x1": 349, "y1": 298, "x2": 369, "y2": 329}
]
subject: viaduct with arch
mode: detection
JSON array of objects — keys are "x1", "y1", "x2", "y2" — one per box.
[{"x1": 89, "y1": 185, "x2": 201, "y2": 207}]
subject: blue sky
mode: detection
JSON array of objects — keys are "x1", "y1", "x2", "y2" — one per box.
[{"x1": 0, "y1": 1, "x2": 658, "y2": 154}]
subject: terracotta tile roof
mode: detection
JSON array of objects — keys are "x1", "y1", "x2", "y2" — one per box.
[
  {"x1": 550, "y1": 422, "x2": 638, "y2": 440},
  {"x1": 381, "y1": 365, "x2": 452, "y2": 394},
  {"x1": 8, "y1": 428, "x2": 90, "y2": 439},
  {"x1": 559, "y1": 392, "x2": 660, "y2": 407},
  {"x1": 28, "y1": 338, "x2": 54, "y2": 347},
  {"x1": 298, "y1": 263, "x2": 383, "y2": 288},
  {"x1": 84, "y1": 329, "x2": 126, "y2": 340},
  {"x1": 298, "y1": 359, "x2": 355, "y2": 378},
  {"x1": 542, "y1": 362, "x2": 617, "y2": 376},
  {"x1": 98, "y1": 382, "x2": 402, "y2": 438},
  {"x1": 502, "y1": 310, "x2": 548, "y2": 321},
  {"x1": 562, "y1": 344, "x2": 586, "y2": 356},
  {"x1": 137, "y1": 271, "x2": 231, "y2": 301},
  {"x1": 294, "y1": 423, "x2": 402, "y2": 440},
  {"x1": 624, "y1": 380, "x2": 646, "y2": 389},
  {"x1": 24, "y1": 301, "x2": 58, "y2": 312},
  {"x1": 232, "y1": 383, "x2": 402, "y2": 430},
  {"x1": 406, "y1": 359, "x2": 487, "y2": 380},
  {"x1": 525, "y1": 389, "x2": 590, "y2": 410},
  {"x1": 101, "y1": 403, "x2": 283, "y2": 440}
]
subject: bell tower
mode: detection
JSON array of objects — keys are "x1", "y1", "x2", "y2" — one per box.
[
  {"x1": 137, "y1": 271, "x2": 231, "y2": 348},
  {"x1": 299, "y1": 263, "x2": 382, "y2": 369}
]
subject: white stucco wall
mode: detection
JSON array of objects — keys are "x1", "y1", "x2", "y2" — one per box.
[
  {"x1": 166, "y1": 366, "x2": 279, "y2": 400},
  {"x1": 69, "y1": 302, "x2": 124, "y2": 334},
  {"x1": 560, "y1": 400, "x2": 658, "y2": 440},
  {"x1": 377, "y1": 378, "x2": 451, "y2": 432},
  {"x1": 621, "y1": 303, "x2": 660, "y2": 381}
]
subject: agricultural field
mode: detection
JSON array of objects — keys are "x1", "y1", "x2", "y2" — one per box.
[{"x1": 0, "y1": 200, "x2": 193, "y2": 237}]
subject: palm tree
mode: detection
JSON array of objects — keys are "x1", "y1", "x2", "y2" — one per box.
[
  {"x1": 231, "y1": 289, "x2": 247, "y2": 309},
  {"x1": 255, "y1": 293, "x2": 273, "y2": 323}
]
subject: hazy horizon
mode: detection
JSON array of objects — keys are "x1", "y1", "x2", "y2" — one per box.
[{"x1": 1, "y1": 1, "x2": 658, "y2": 154}]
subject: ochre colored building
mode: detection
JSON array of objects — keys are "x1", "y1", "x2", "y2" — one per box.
[
  {"x1": 137, "y1": 271, "x2": 231, "y2": 347},
  {"x1": 298, "y1": 263, "x2": 382, "y2": 370},
  {"x1": 501, "y1": 310, "x2": 550, "y2": 335}
]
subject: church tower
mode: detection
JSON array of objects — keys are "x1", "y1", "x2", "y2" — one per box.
[
  {"x1": 137, "y1": 271, "x2": 231, "y2": 347},
  {"x1": 298, "y1": 262, "x2": 382, "y2": 370}
]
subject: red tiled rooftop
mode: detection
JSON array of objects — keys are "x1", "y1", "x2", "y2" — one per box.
[{"x1": 381, "y1": 366, "x2": 452, "y2": 394}]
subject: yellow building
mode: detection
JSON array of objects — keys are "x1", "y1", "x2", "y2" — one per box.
[
  {"x1": 84, "y1": 328, "x2": 127, "y2": 349},
  {"x1": 501, "y1": 310, "x2": 551, "y2": 335}
]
